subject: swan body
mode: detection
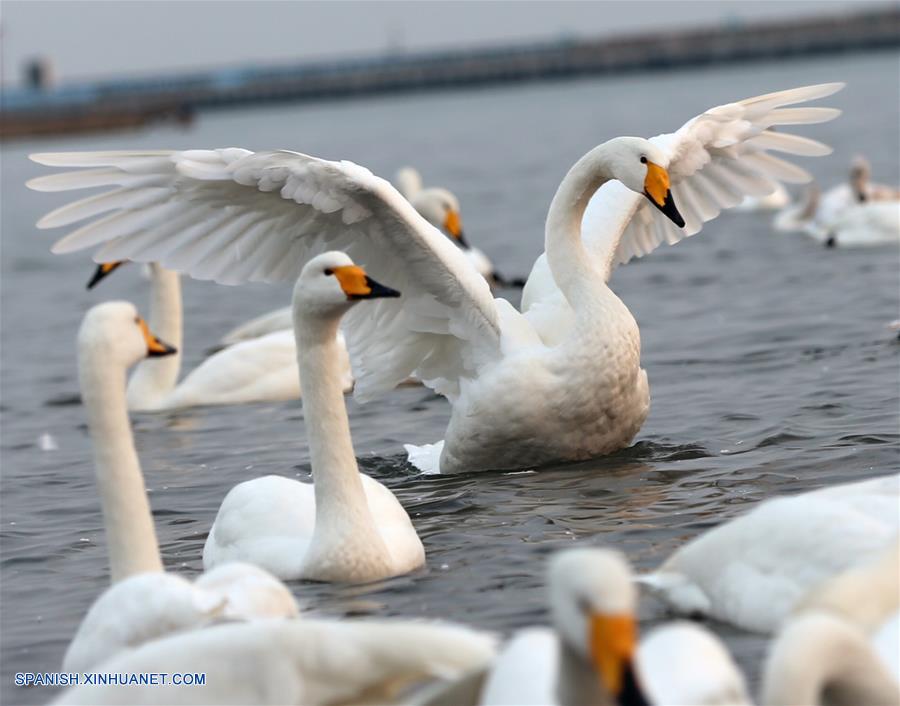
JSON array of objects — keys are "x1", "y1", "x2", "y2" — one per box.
[
  {"x1": 54, "y1": 618, "x2": 497, "y2": 706},
  {"x1": 204, "y1": 253, "x2": 424, "y2": 582},
  {"x1": 636, "y1": 622, "x2": 751, "y2": 706},
  {"x1": 65, "y1": 302, "x2": 299, "y2": 671},
  {"x1": 29, "y1": 83, "x2": 842, "y2": 474},
  {"x1": 639, "y1": 473, "x2": 900, "y2": 633}
]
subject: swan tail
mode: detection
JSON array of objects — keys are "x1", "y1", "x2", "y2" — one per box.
[{"x1": 404, "y1": 440, "x2": 445, "y2": 475}]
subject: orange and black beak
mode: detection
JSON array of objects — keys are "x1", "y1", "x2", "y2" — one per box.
[
  {"x1": 643, "y1": 162, "x2": 685, "y2": 228},
  {"x1": 137, "y1": 317, "x2": 177, "y2": 358},
  {"x1": 443, "y1": 209, "x2": 471, "y2": 248},
  {"x1": 331, "y1": 265, "x2": 401, "y2": 300},
  {"x1": 87, "y1": 261, "x2": 126, "y2": 290},
  {"x1": 590, "y1": 613, "x2": 649, "y2": 706}
]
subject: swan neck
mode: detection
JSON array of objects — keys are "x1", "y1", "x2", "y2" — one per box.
[
  {"x1": 556, "y1": 641, "x2": 611, "y2": 706},
  {"x1": 545, "y1": 146, "x2": 613, "y2": 301},
  {"x1": 126, "y1": 264, "x2": 182, "y2": 407},
  {"x1": 79, "y1": 349, "x2": 163, "y2": 583},
  {"x1": 293, "y1": 306, "x2": 380, "y2": 543},
  {"x1": 764, "y1": 616, "x2": 899, "y2": 706}
]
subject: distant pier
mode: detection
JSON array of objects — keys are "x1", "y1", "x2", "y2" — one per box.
[{"x1": 2, "y1": 6, "x2": 898, "y2": 140}]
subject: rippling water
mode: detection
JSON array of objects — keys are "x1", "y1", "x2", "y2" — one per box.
[{"x1": 2, "y1": 50, "x2": 898, "y2": 704}]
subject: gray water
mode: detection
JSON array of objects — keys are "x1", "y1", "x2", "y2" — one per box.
[{"x1": 2, "y1": 50, "x2": 898, "y2": 705}]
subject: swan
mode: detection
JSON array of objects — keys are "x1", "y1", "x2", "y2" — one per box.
[
  {"x1": 411, "y1": 548, "x2": 748, "y2": 706},
  {"x1": 65, "y1": 302, "x2": 299, "y2": 672},
  {"x1": 203, "y1": 252, "x2": 425, "y2": 582},
  {"x1": 775, "y1": 156, "x2": 900, "y2": 246},
  {"x1": 87, "y1": 260, "x2": 351, "y2": 409},
  {"x1": 53, "y1": 618, "x2": 497, "y2": 705},
  {"x1": 762, "y1": 542, "x2": 900, "y2": 705},
  {"x1": 638, "y1": 473, "x2": 900, "y2": 634},
  {"x1": 28, "y1": 83, "x2": 842, "y2": 475},
  {"x1": 762, "y1": 612, "x2": 899, "y2": 706},
  {"x1": 820, "y1": 200, "x2": 900, "y2": 247},
  {"x1": 395, "y1": 166, "x2": 524, "y2": 288}
]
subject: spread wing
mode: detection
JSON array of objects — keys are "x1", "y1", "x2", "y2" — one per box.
[
  {"x1": 583, "y1": 83, "x2": 844, "y2": 280},
  {"x1": 28, "y1": 149, "x2": 504, "y2": 401}
]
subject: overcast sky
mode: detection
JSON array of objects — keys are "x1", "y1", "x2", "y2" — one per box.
[{"x1": 1, "y1": 1, "x2": 891, "y2": 85}]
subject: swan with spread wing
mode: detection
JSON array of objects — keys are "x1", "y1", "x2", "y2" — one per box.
[{"x1": 28, "y1": 84, "x2": 841, "y2": 474}]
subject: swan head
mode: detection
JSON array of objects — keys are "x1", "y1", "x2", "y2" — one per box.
[
  {"x1": 603, "y1": 136, "x2": 685, "y2": 228},
  {"x1": 850, "y1": 156, "x2": 870, "y2": 202},
  {"x1": 412, "y1": 188, "x2": 469, "y2": 248},
  {"x1": 78, "y1": 301, "x2": 177, "y2": 368},
  {"x1": 294, "y1": 251, "x2": 400, "y2": 318},
  {"x1": 549, "y1": 548, "x2": 644, "y2": 701}
]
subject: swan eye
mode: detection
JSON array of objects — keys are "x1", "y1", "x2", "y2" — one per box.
[
  {"x1": 640, "y1": 156, "x2": 647, "y2": 164},
  {"x1": 324, "y1": 268, "x2": 334, "y2": 276},
  {"x1": 134, "y1": 316, "x2": 140, "y2": 324}
]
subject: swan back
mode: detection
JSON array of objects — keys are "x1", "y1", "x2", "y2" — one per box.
[{"x1": 637, "y1": 622, "x2": 750, "y2": 705}]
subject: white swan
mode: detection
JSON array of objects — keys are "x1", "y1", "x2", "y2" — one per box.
[
  {"x1": 762, "y1": 542, "x2": 900, "y2": 705},
  {"x1": 28, "y1": 83, "x2": 841, "y2": 475},
  {"x1": 54, "y1": 617, "x2": 497, "y2": 706},
  {"x1": 87, "y1": 261, "x2": 351, "y2": 409},
  {"x1": 775, "y1": 156, "x2": 900, "y2": 246},
  {"x1": 762, "y1": 612, "x2": 899, "y2": 706},
  {"x1": 395, "y1": 166, "x2": 523, "y2": 288},
  {"x1": 65, "y1": 302, "x2": 298, "y2": 672},
  {"x1": 413, "y1": 548, "x2": 748, "y2": 706},
  {"x1": 203, "y1": 252, "x2": 425, "y2": 582},
  {"x1": 638, "y1": 473, "x2": 900, "y2": 634}
]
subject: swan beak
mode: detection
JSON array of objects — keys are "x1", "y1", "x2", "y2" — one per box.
[
  {"x1": 138, "y1": 317, "x2": 177, "y2": 358},
  {"x1": 87, "y1": 261, "x2": 125, "y2": 289},
  {"x1": 643, "y1": 162, "x2": 685, "y2": 228},
  {"x1": 590, "y1": 613, "x2": 638, "y2": 699},
  {"x1": 444, "y1": 210, "x2": 470, "y2": 248},
  {"x1": 332, "y1": 265, "x2": 401, "y2": 300}
]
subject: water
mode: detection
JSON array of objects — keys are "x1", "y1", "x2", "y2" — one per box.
[{"x1": 2, "y1": 50, "x2": 898, "y2": 703}]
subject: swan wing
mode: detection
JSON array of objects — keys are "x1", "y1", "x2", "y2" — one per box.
[
  {"x1": 582, "y1": 83, "x2": 844, "y2": 280},
  {"x1": 55, "y1": 619, "x2": 496, "y2": 706},
  {"x1": 640, "y1": 473, "x2": 900, "y2": 633},
  {"x1": 28, "y1": 149, "x2": 503, "y2": 402}
]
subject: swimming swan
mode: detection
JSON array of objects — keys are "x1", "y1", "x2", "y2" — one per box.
[
  {"x1": 396, "y1": 166, "x2": 524, "y2": 287},
  {"x1": 28, "y1": 83, "x2": 841, "y2": 475},
  {"x1": 54, "y1": 618, "x2": 497, "y2": 705},
  {"x1": 202, "y1": 252, "x2": 425, "y2": 582},
  {"x1": 638, "y1": 473, "x2": 900, "y2": 634},
  {"x1": 64, "y1": 302, "x2": 298, "y2": 672},
  {"x1": 86, "y1": 261, "x2": 349, "y2": 410},
  {"x1": 412, "y1": 548, "x2": 749, "y2": 706}
]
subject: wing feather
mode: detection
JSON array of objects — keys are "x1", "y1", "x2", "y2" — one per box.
[
  {"x1": 29, "y1": 149, "x2": 506, "y2": 400},
  {"x1": 579, "y1": 83, "x2": 842, "y2": 278}
]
